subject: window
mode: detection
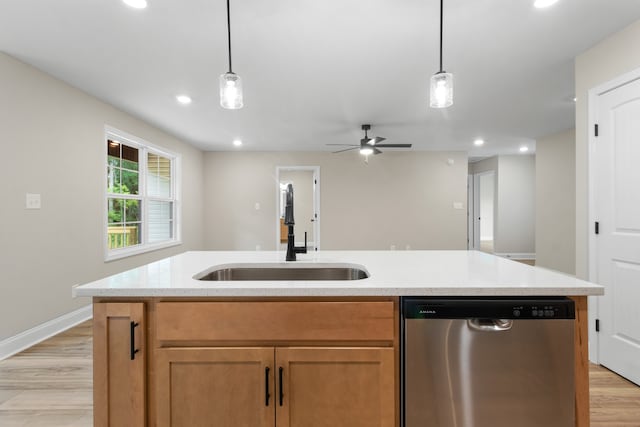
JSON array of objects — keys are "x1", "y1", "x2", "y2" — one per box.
[{"x1": 105, "y1": 128, "x2": 180, "y2": 260}]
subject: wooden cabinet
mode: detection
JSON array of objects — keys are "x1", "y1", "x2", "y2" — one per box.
[
  {"x1": 93, "y1": 298, "x2": 398, "y2": 427},
  {"x1": 155, "y1": 347, "x2": 274, "y2": 427},
  {"x1": 276, "y1": 347, "x2": 395, "y2": 427},
  {"x1": 93, "y1": 302, "x2": 146, "y2": 427},
  {"x1": 280, "y1": 217, "x2": 288, "y2": 242},
  {"x1": 155, "y1": 346, "x2": 394, "y2": 427}
]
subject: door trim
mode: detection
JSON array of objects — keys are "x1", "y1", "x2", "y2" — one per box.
[
  {"x1": 467, "y1": 174, "x2": 474, "y2": 250},
  {"x1": 587, "y1": 66, "x2": 640, "y2": 364}
]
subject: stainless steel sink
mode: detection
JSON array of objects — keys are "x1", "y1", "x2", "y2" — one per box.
[{"x1": 195, "y1": 264, "x2": 369, "y2": 281}]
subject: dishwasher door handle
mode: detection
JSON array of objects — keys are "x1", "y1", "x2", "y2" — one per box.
[{"x1": 467, "y1": 318, "x2": 513, "y2": 332}]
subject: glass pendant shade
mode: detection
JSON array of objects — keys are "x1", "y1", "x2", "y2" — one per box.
[
  {"x1": 430, "y1": 72, "x2": 453, "y2": 108},
  {"x1": 219, "y1": 72, "x2": 243, "y2": 109}
]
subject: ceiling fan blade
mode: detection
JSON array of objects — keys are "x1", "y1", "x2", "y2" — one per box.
[
  {"x1": 374, "y1": 143, "x2": 412, "y2": 148},
  {"x1": 373, "y1": 147, "x2": 382, "y2": 155},
  {"x1": 370, "y1": 137, "x2": 386, "y2": 145},
  {"x1": 326, "y1": 143, "x2": 358, "y2": 146},
  {"x1": 332, "y1": 147, "x2": 359, "y2": 153}
]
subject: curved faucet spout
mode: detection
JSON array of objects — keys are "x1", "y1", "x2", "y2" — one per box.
[{"x1": 284, "y1": 183, "x2": 294, "y2": 225}]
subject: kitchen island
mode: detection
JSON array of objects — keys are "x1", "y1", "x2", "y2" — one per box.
[{"x1": 74, "y1": 250, "x2": 604, "y2": 427}]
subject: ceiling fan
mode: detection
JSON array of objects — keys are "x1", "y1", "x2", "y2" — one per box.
[{"x1": 328, "y1": 124, "x2": 412, "y2": 155}]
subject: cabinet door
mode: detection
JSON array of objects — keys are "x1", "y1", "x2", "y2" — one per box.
[
  {"x1": 156, "y1": 347, "x2": 275, "y2": 427},
  {"x1": 93, "y1": 302, "x2": 146, "y2": 427},
  {"x1": 275, "y1": 347, "x2": 395, "y2": 427}
]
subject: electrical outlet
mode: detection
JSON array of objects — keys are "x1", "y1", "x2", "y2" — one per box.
[{"x1": 26, "y1": 193, "x2": 41, "y2": 209}]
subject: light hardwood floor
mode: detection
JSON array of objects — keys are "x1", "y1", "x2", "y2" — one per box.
[
  {"x1": 0, "y1": 321, "x2": 93, "y2": 426},
  {"x1": 1, "y1": 320, "x2": 639, "y2": 426}
]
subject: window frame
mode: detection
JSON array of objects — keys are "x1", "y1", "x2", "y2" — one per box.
[{"x1": 104, "y1": 126, "x2": 181, "y2": 261}]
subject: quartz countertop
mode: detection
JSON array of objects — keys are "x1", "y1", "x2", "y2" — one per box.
[{"x1": 73, "y1": 250, "x2": 604, "y2": 297}]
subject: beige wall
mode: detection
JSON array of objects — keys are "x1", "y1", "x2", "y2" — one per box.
[
  {"x1": 469, "y1": 155, "x2": 535, "y2": 255},
  {"x1": 575, "y1": 20, "x2": 640, "y2": 279},
  {"x1": 535, "y1": 129, "x2": 576, "y2": 274},
  {"x1": 0, "y1": 53, "x2": 205, "y2": 340},
  {"x1": 204, "y1": 152, "x2": 468, "y2": 251},
  {"x1": 469, "y1": 156, "x2": 499, "y2": 176},
  {"x1": 496, "y1": 155, "x2": 535, "y2": 255}
]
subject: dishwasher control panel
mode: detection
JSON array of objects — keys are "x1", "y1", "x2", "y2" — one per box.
[{"x1": 403, "y1": 297, "x2": 575, "y2": 319}]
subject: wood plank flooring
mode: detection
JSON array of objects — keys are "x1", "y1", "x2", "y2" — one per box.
[
  {"x1": 0, "y1": 322, "x2": 93, "y2": 426},
  {"x1": 591, "y1": 364, "x2": 640, "y2": 426},
  {"x1": 1, "y1": 320, "x2": 639, "y2": 426}
]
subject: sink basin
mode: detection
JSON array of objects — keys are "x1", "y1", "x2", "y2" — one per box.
[{"x1": 195, "y1": 263, "x2": 369, "y2": 281}]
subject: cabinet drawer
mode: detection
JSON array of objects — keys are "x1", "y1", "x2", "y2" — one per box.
[{"x1": 156, "y1": 301, "x2": 395, "y2": 343}]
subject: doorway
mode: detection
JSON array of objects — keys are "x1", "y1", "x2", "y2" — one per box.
[
  {"x1": 275, "y1": 166, "x2": 320, "y2": 252},
  {"x1": 469, "y1": 171, "x2": 495, "y2": 253}
]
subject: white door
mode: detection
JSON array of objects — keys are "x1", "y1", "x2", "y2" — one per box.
[{"x1": 595, "y1": 77, "x2": 640, "y2": 385}]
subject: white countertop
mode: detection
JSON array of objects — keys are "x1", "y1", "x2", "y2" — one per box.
[{"x1": 73, "y1": 250, "x2": 604, "y2": 297}]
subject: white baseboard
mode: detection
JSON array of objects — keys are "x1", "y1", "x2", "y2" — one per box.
[
  {"x1": 495, "y1": 252, "x2": 536, "y2": 260},
  {"x1": 0, "y1": 304, "x2": 92, "y2": 361}
]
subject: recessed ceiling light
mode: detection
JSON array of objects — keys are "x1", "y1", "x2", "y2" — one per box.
[
  {"x1": 520, "y1": 146, "x2": 529, "y2": 153},
  {"x1": 122, "y1": 0, "x2": 148, "y2": 9},
  {"x1": 176, "y1": 95, "x2": 192, "y2": 105},
  {"x1": 534, "y1": 0, "x2": 559, "y2": 9},
  {"x1": 233, "y1": 139, "x2": 243, "y2": 147},
  {"x1": 474, "y1": 138, "x2": 485, "y2": 146},
  {"x1": 573, "y1": 97, "x2": 577, "y2": 102}
]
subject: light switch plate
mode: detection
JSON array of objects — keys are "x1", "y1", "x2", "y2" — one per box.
[
  {"x1": 453, "y1": 202, "x2": 464, "y2": 210},
  {"x1": 26, "y1": 193, "x2": 41, "y2": 209}
]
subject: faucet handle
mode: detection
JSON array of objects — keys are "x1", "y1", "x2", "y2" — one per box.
[{"x1": 295, "y1": 232, "x2": 308, "y2": 254}]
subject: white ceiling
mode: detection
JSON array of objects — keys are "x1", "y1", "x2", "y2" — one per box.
[{"x1": 2, "y1": 0, "x2": 640, "y2": 158}]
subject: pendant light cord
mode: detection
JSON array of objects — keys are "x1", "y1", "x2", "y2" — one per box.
[
  {"x1": 439, "y1": 0, "x2": 444, "y2": 73},
  {"x1": 226, "y1": 0, "x2": 233, "y2": 73}
]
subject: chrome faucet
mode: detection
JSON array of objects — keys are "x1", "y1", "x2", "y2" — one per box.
[{"x1": 284, "y1": 183, "x2": 307, "y2": 261}]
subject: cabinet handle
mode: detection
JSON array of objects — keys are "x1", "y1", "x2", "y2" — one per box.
[
  {"x1": 130, "y1": 321, "x2": 140, "y2": 360},
  {"x1": 265, "y1": 367, "x2": 271, "y2": 406},
  {"x1": 278, "y1": 367, "x2": 284, "y2": 406}
]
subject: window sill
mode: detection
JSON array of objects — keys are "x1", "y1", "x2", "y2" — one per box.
[{"x1": 104, "y1": 240, "x2": 182, "y2": 262}]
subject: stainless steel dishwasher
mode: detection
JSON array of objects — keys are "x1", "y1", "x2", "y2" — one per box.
[{"x1": 402, "y1": 297, "x2": 575, "y2": 427}]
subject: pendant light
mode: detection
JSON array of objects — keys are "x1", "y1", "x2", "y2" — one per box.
[
  {"x1": 430, "y1": 0, "x2": 453, "y2": 108},
  {"x1": 219, "y1": 0, "x2": 243, "y2": 109}
]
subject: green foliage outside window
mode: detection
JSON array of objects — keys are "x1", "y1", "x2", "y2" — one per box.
[{"x1": 108, "y1": 156, "x2": 140, "y2": 223}]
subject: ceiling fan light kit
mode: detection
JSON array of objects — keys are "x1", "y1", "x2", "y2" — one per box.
[
  {"x1": 220, "y1": 0, "x2": 243, "y2": 109},
  {"x1": 360, "y1": 124, "x2": 382, "y2": 154},
  {"x1": 360, "y1": 146, "x2": 374, "y2": 156},
  {"x1": 430, "y1": 0, "x2": 453, "y2": 109}
]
